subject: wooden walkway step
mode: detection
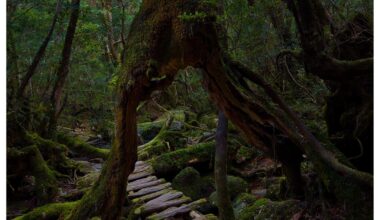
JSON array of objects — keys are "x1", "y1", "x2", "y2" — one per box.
[{"x1": 127, "y1": 161, "x2": 207, "y2": 219}]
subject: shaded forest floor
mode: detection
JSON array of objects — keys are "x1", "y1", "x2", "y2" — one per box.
[{"x1": 7, "y1": 110, "x2": 346, "y2": 220}]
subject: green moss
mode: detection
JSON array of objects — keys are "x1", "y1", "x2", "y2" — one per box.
[
  {"x1": 149, "y1": 141, "x2": 215, "y2": 175},
  {"x1": 226, "y1": 176, "x2": 248, "y2": 199},
  {"x1": 8, "y1": 146, "x2": 58, "y2": 203},
  {"x1": 172, "y1": 167, "x2": 203, "y2": 199},
  {"x1": 138, "y1": 120, "x2": 164, "y2": 142},
  {"x1": 253, "y1": 198, "x2": 270, "y2": 207},
  {"x1": 232, "y1": 193, "x2": 257, "y2": 217},
  {"x1": 13, "y1": 201, "x2": 77, "y2": 220},
  {"x1": 199, "y1": 114, "x2": 217, "y2": 129},
  {"x1": 237, "y1": 199, "x2": 301, "y2": 220},
  {"x1": 76, "y1": 172, "x2": 100, "y2": 190},
  {"x1": 178, "y1": 11, "x2": 208, "y2": 22},
  {"x1": 209, "y1": 176, "x2": 248, "y2": 206},
  {"x1": 204, "y1": 214, "x2": 218, "y2": 220},
  {"x1": 25, "y1": 132, "x2": 73, "y2": 171},
  {"x1": 138, "y1": 130, "x2": 186, "y2": 160},
  {"x1": 55, "y1": 133, "x2": 109, "y2": 160},
  {"x1": 265, "y1": 177, "x2": 287, "y2": 200},
  {"x1": 236, "y1": 146, "x2": 255, "y2": 163}
]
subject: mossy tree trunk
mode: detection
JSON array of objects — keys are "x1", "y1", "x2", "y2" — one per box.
[
  {"x1": 214, "y1": 111, "x2": 235, "y2": 220},
  {"x1": 66, "y1": 85, "x2": 140, "y2": 219}
]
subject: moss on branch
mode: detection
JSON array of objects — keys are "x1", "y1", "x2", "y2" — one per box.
[{"x1": 56, "y1": 133, "x2": 109, "y2": 160}]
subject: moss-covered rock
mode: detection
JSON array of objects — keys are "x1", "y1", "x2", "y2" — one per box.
[
  {"x1": 265, "y1": 177, "x2": 287, "y2": 200},
  {"x1": 226, "y1": 175, "x2": 249, "y2": 198},
  {"x1": 232, "y1": 193, "x2": 257, "y2": 217},
  {"x1": 13, "y1": 201, "x2": 77, "y2": 220},
  {"x1": 172, "y1": 167, "x2": 203, "y2": 199},
  {"x1": 209, "y1": 175, "x2": 248, "y2": 207},
  {"x1": 172, "y1": 167, "x2": 215, "y2": 201},
  {"x1": 237, "y1": 199, "x2": 301, "y2": 220},
  {"x1": 236, "y1": 146, "x2": 255, "y2": 164},
  {"x1": 149, "y1": 141, "x2": 215, "y2": 175}
]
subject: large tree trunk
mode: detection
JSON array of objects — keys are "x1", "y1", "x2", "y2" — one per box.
[
  {"x1": 45, "y1": 0, "x2": 80, "y2": 137},
  {"x1": 214, "y1": 111, "x2": 235, "y2": 220},
  {"x1": 17, "y1": 0, "x2": 63, "y2": 98},
  {"x1": 66, "y1": 85, "x2": 140, "y2": 219},
  {"x1": 67, "y1": 1, "x2": 372, "y2": 219}
]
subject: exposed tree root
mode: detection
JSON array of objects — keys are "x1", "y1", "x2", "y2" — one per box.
[
  {"x1": 8, "y1": 146, "x2": 58, "y2": 204},
  {"x1": 13, "y1": 201, "x2": 78, "y2": 220},
  {"x1": 25, "y1": 132, "x2": 75, "y2": 173}
]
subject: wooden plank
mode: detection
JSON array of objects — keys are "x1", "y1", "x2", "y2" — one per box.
[
  {"x1": 127, "y1": 179, "x2": 165, "y2": 192},
  {"x1": 128, "y1": 182, "x2": 171, "y2": 198},
  {"x1": 131, "y1": 188, "x2": 172, "y2": 203},
  {"x1": 132, "y1": 164, "x2": 151, "y2": 173},
  {"x1": 128, "y1": 168, "x2": 154, "y2": 181},
  {"x1": 135, "y1": 196, "x2": 191, "y2": 216},
  {"x1": 128, "y1": 176, "x2": 157, "y2": 186},
  {"x1": 145, "y1": 191, "x2": 183, "y2": 205},
  {"x1": 146, "y1": 199, "x2": 207, "y2": 220}
]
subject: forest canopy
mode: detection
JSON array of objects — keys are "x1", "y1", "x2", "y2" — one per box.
[{"x1": 6, "y1": 0, "x2": 373, "y2": 219}]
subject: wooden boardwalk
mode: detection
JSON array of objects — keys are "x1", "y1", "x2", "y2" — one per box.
[{"x1": 127, "y1": 161, "x2": 207, "y2": 220}]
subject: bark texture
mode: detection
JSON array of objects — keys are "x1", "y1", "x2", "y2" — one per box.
[{"x1": 214, "y1": 111, "x2": 235, "y2": 220}]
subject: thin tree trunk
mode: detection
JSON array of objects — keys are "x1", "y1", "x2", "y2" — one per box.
[
  {"x1": 101, "y1": 0, "x2": 118, "y2": 65},
  {"x1": 17, "y1": 0, "x2": 63, "y2": 98},
  {"x1": 118, "y1": 0, "x2": 127, "y2": 51},
  {"x1": 215, "y1": 111, "x2": 235, "y2": 220},
  {"x1": 46, "y1": 0, "x2": 80, "y2": 137}
]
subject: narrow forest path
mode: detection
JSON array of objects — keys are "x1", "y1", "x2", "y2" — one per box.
[
  {"x1": 126, "y1": 160, "x2": 207, "y2": 220},
  {"x1": 75, "y1": 131, "x2": 209, "y2": 220}
]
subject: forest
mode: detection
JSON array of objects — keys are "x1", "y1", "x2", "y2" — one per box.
[{"x1": 6, "y1": 0, "x2": 373, "y2": 219}]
